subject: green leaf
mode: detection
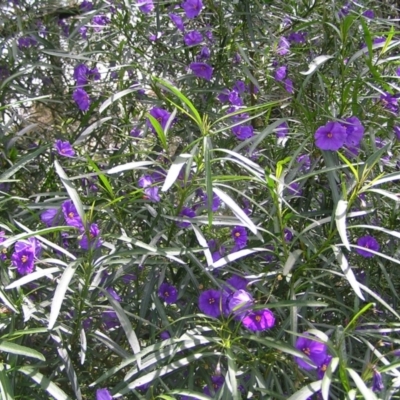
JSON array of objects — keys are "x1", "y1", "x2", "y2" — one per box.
[
  {"x1": 321, "y1": 357, "x2": 339, "y2": 400},
  {"x1": 106, "y1": 161, "x2": 154, "y2": 175},
  {"x1": 147, "y1": 114, "x2": 167, "y2": 150},
  {"x1": 99, "y1": 87, "x2": 142, "y2": 114},
  {"x1": 161, "y1": 154, "x2": 191, "y2": 192},
  {"x1": 0, "y1": 340, "x2": 45, "y2": 361},
  {"x1": 0, "y1": 363, "x2": 13, "y2": 400},
  {"x1": 347, "y1": 368, "x2": 377, "y2": 400},
  {"x1": 286, "y1": 380, "x2": 322, "y2": 400},
  {"x1": 335, "y1": 200, "x2": 350, "y2": 251},
  {"x1": 6, "y1": 267, "x2": 61, "y2": 289},
  {"x1": 17, "y1": 366, "x2": 71, "y2": 400},
  {"x1": 48, "y1": 262, "x2": 78, "y2": 330}
]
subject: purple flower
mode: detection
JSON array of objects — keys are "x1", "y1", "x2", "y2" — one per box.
[
  {"x1": 242, "y1": 309, "x2": 275, "y2": 331},
  {"x1": 232, "y1": 125, "x2": 254, "y2": 140},
  {"x1": 317, "y1": 355, "x2": 332, "y2": 379},
  {"x1": 294, "y1": 334, "x2": 328, "y2": 370},
  {"x1": 297, "y1": 154, "x2": 311, "y2": 171},
  {"x1": 169, "y1": 13, "x2": 184, "y2": 31},
  {"x1": 288, "y1": 31, "x2": 307, "y2": 43},
  {"x1": 144, "y1": 187, "x2": 160, "y2": 202},
  {"x1": 0, "y1": 232, "x2": 7, "y2": 260},
  {"x1": 284, "y1": 228, "x2": 293, "y2": 242},
  {"x1": 203, "y1": 375, "x2": 224, "y2": 397},
  {"x1": 15, "y1": 238, "x2": 41, "y2": 258},
  {"x1": 233, "y1": 80, "x2": 247, "y2": 94},
  {"x1": 184, "y1": 30, "x2": 203, "y2": 46},
  {"x1": 394, "y1": 126, "x2": 400, "y2": 140},
  {"x1": 102, "y1": 310, "x2": 120, "y2": 329},
  {"x1": 232, "y1": 226, "x2": 247, "y2": 250},
  {"x1": 11, "y1": 249, "x2": 35, "y2": 275},
  {"x1": 380, "y1": 92, "x2": 398, "y2": 113},
  {"x1": 190, "y1": 62, "x2": 213, "y2": 81},
  {"x1": 89, "y1": 67, "x2": 100, "y2": 81},
  {"x1": 314, "y1": 121, "x2": 347, "y2": 151},
  {"x1": 79, "y1": 223, "x2": 102, "y2": 250},
  {"x1": 148, "y1": 107, "x2": 171, "y2": 130},
  {"x1": 80, "y1": 1, "x2": 93, "y2": 12},
  {"x1": 277, "y1": 37, "x2": 290, "y2": 56},
  {"x1": 130, "y1": 128, "x2": 141, "y2": 137},
  {"x1": 107, "y1": 287, "x2": 121, "y2": 302},
  {"x1": 228, "y1": 90, "x2": 243, "y2": 106},
  {"x1": 226, "y1": 275, "x2": 247, "y2": 291},
  {"x1": 288, "y1": 182, "x2": 302, "y2": 196},
  {"x1": 372, "y1": 369, "x2": 384, "y2": 392},
  {"x1": 396, "y1": 67, "x2": 400, "y2": 77},
  {"x1": 356, "y1": 235, "x2": 380, "y2": 258},
  {"x1": 182, "y1": 0, "x2": 203, "y2": 19},
  {"x1": 18, "y1": 36, "x2": 37, "y2": 49},
  {"x1": 74, "y1": 64, "x2": 90, "y2": 86},
  {"x1": 138, "y1": 175, "x2": 153, "y2": 188},
  {"x1": 160, "y1": 331, "x2": 170, "y2": 340},
  {"x1": 73, "y1": 88, "x2": 90, "y2": 111},
  {"x1": 55, "y1": 140, "x2": 75, "y2": 157},
  {"x1": 199, "y1": 289, "x2": 222, "y2": 318},
  {"x1": 158, "y1": 283, "x2": 178, "y2": 304},
  {"x1": 275, "y1": 122, "x2": 289, "y2": 138},
  {"x1": 177, "y1": 207, "x2": 196, "y2": 228},
  {"x1": 79, "y1": 26, "x2": 88, "y2": 39},
  {"x1": 275, "y1": 65, "x2": 287, "y2": 81},
  {"x1": 96, "y1": 388, "x2": 112, "y2": 400},
  {"x1": 203, "y1": 191, "x2": 221, "y2": 211},
  {"x1": 62, "y1": 200, "x2": 84, "y2": 229},
  {"x1": 40, "y1": 208, "x2": 59, "y2": 227},
  {"x1": 197, "y1": 46, "x2": 210, "y2": 60},
  {"x1": 92, "y1": 15, "x2": 110, "y2": 31},
  {"x1": 284, "y1": 78, "x2": 294, "y2": 94},
  {"x1": 363, "y1": 10, "x2": 374, "y2": 19},
  {"x1": 228, "y1": 289, "x2": 253, "y2": 320},
  {"x1": 137, "y1": 0, "x2": 154, "y2": 13},
  {"x1": 342, "y1": 116, "x2": 364, "y2": 146},
  {"x1": 233, "y1": 53, "x2": 241, "y2": 64}
]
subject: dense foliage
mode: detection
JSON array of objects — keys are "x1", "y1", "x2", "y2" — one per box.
[{"x1": 1, "y1": 0, "x2": 400, "y2": 399}]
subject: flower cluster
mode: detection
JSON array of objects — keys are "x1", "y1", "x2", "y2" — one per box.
[
  {"x1": 72, "y1": 63, "x2": 100, "y2": 111},
  {"x1": 314, "y1": 116, "x2": 364, "y2": 152},
  {"x1": 11, "y1": 237, "x2": 41, "y2": 275},
  {"x1": 198, "y1": 275, "x2": 275, "y2": 332}
]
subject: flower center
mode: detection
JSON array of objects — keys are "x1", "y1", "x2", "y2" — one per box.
[
  {"x1": 21, "y1": 255, "x2": 28, "y2": 263},
  {"x1": 327, "y1": 132, "x2": 333, "y2": 138},
  {"x1": 303, "y1": 347, "x2": 311, "y2": 356},
  {"x1": 164, "y1": 291, "x2": 169, "y2": 297},
  {"x1": 321, "y1": 364, "x2": 327, "y2": 372},
  {"x1": 255, "y1": 315, "x2": 261, "y2": 322},
  {"x1": 209, "y1": 298, "x2": 215, "y2": 304},
  {"x1": 235, "y1": 232, "x2": 241, "y2": 237},
  {"x1": 68, "y1": 212, "x2": 75, "y2": 218}
]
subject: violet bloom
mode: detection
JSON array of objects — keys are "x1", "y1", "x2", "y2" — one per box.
[
  {"x1": 394, "y1": 126, "x2": 400, "y2": 140},
  {"x1": 62, "y1": 199, "x2": 84, "y2": 229},
  {"x1": 0, "y1": 232, "x2": 7, "y2": 260},
  {"x1": 284, "y1": 78, "x2": 294, "y2": 94},
  {"x1": 356, "y1": 235, "x2": 380, "y2": 258},
  {"x1": 74, "y1": 64, "x2": 89, "y2": 86},
  {"x1": 158, "y1": 282, "x2": 178, "y2": 304},
  {"x1": 18, "y1": 36, "x2": 37, "y2": 49},
  {"x1": 169, "y1": 13, "x2": 184, "y2": 31},
  {"x1": 284, "y1": 228, "x2": 293, "y2": 242},
  {"x1": 197, "y1": 46, "x2": 210, "y2": 60},
  {"x1": 396, "y1": 67, "x2": 400, "y2": 77},
  {"x1": 79, "y1": 223, "x2": 102, "y2": 250},
  {"x1": 288, "y1": 31, "x2": 307, "y2": 43},
  {"x1": 233, "y1": 53, "x2": 241, "y2": 64},
  {"x1": 102, "y1": 310, "x2": 120, "y2": 329},
  {"x1": 242, "y1": 309, "x2": 275, "y2": 331},
  {"x1": 275, "y1": 122, "x2": 289, "y2": 138},
  {"x1": 73, "y1": 88, "x2": 90, "y2": 111},
  {"x1": 297, "y1": 154, "x2": 311, "y2": 171},
  {"x1": 277, "y1": 37, "x2": 290, "y2": 56},
  {"x1": 55, "y1": 140, "x2": 75, "y2": 157},
  {"x1": 199, "y1": 289, "x2": 222, "y2": 318},
  {"x1": 79, "y1": 26, "x2": 88, "y2": 39},
  {"x1": 380, "y1": 92, "x2": 399, "y2": 114},
  {"x1": 372, "y1": 369, "x2": 384, "y2": 392},
  {"x1": 160, "y1": 331, "x2": 170, "y2": 340},
  {"x1": 232, "y1": 125, "x2": 254, "y2": 140},
  {"x1": 182, "y1": 0, "x2": 203, "y2": 19},
  {"x1": 80, "y1": 1, "x2": 93, "y2": 12},
  {"x1": 226, "y1": 275, "x2": 247, "y2": 291},
  {"x1": 144, "y1": 187, "x2": 160, "y2": 202},
  {"x1": 275, "y1": 65, "x2": 287, "y2": 81},
  {"x1": 177, "y1": 207, "x2": 196, "y2": 228},
  {"x1": 228, "y1": 90, "x2": 243, "y2": 106},
  {"x1": 148, "y1": 107, "x2": 171, "y2": 130},
  {"x1": 203, "y1": 191, "x2": 221, "y2": 211},
  {"x1": 228, "y1": 289, "x2": 253, "y2": 320},
  {"x1": 184, "y1": 30, "x2": 203, "y2": 46},
  {"x1": 342, "y1": 116, "x2": 364, "y2": 146},
  {"x1": 317, "y1": 355, "x2": 332, "y2": 379},
  {"x1": 130, "y1": 128, "x2": 141, "y2": 137},
  {"x1": 288, "y1": 182, "x2": 302, "y2": 196},
  {"x1": 314, "y1": 121, "x2": 347, "y2": 151},
  {"x1": 363, "y1": 10, "x2": 374, "y2": 19},
  {"x1": 190, "y1": 62, "x2": 213, "y2": 81},
  {"x1": 107, "y1": 287, "x2": 121, "y2": 302},
  {"x1": 212, "y1": 246, "x2": 225, "y2": 263},
  {"x1": 203, "y1": 375, "x2": 224, "y2": 397},
  {"x1": 137, "y1": 0, "x2": 154, "y2": 13},
  {"x1": 294, "y1": 334, "x2": 328, "y2": 370},
  {"x1": 232, "y1": 226, "x2": 247, "y2": 250},
  {"x1": 15, "y1": 237, "x2": 41, "y2": 258},
  {"x1": 138, "y1": 175, "x2": 153, "y2": 188},
  {"x1": 41, "y1": 208, "x2": 59, "y2": 227},
  {"x1": 92, "y1": 15, "x2": 110, "y2": 31},
  {"x1": 11, "y1": 249, "x2": 35, "y2": 275},
  {"x1": 96, "y1": 388, "x2": 112, "y2": 400}
]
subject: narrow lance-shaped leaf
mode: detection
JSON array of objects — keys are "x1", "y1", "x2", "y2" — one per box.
[{"x1": 335, "y1": 200, "x2": 350, "y2": 251}]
